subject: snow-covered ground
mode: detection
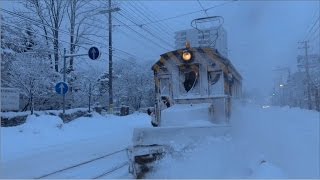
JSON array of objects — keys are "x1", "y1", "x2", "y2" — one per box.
[
  {"x1": 1, "y1": 104, "x2": 319, "y2": 178},
  {"x1": 0, "y1": 112, "x2": 151, "y2": 178},
  {"x1": 148, "y1": 103, "x2": 320, "y2": 178}
]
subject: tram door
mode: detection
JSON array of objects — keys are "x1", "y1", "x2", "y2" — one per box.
[{"x1": 159, "y1": 75, "x2": 172, "y2": 103}]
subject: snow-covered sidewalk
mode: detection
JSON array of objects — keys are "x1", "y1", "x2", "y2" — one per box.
[{"x1": 1, "y1": 112, "x2": 151, "y2": 178}]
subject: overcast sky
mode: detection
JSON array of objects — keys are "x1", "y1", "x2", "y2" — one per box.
[
  {"x1": 114, "y1": 0, "x2": 319, "y2": 96},
  {"x1": 2, "y1": 0, "x2": 320, "y2": 97}
]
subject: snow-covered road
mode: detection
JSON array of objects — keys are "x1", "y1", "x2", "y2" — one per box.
[
  {"x1": 232, "y1": 104, "x2": 320, "y2": 178},
  {"x1": 147, "y1": 103, "x2": 320, "y2": 178},
  {"x1": 1, "y1": 104, "x2": 319, "y2": 178}
]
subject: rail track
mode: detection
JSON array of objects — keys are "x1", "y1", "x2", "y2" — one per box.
[{"x1": 35, "y1": 148, "x2": 131, "y2": 179}]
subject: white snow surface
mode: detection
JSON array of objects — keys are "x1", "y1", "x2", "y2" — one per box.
[
  {"x1": 1, "y1": 103, "x2": 319, "y2": 178},
  {"x1": 1, "y1": 112, "x2": 151, "y2": 178},
  {"x1": 147, "y1": 103, "x2": 320, "y2": 178},
  {"x1": 161, "y1": 103, "x2": 214, "y2": 127}
]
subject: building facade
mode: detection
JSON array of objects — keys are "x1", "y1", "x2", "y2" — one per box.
[{"x1": 174, "y1": 27, "x2": 228, "y2": 58}]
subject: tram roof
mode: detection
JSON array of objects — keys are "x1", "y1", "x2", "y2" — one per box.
[{"x1": 152, "y1": 47, "x2": 242, "y2": 80}]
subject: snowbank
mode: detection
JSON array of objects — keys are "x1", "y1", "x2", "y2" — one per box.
[
  {"x1": 18, "y1": 115, "x2": 63, "y2": 134},
  {"x1": 1, "y1": 112, "x2": 151, "y2": 162}
]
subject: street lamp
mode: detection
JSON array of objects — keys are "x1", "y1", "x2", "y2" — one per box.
[{"x1": 279, "y1": 84, "x2": 285, "y2": 106}]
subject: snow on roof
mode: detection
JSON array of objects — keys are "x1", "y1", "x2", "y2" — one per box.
[{"x1": 152, "y1": 47, "x2": 242, "y2": 80}]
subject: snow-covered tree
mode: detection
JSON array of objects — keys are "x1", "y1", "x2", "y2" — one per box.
[
  {"x1": 113, "y1": 59, "x2": 155, "y2": 110},
  {"x1": 2, "y1": 17, "x2": 61, "y2": 113},
  {"x1": 23, "y1": 0, "x2": 68, "y2": 72}
]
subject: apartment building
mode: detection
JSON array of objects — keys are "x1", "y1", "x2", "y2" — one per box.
[{"x1": 174, "y1": 26, "x2": 228, "y2": 57}]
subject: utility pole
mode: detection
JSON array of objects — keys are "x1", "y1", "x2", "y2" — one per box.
[
  {"x1": 299, "y1": 41, "x2": 312, "y2": 110},
  {"x1": 98, "y1": 1, "x2": 120, "y2": 114},
  {"x1": 108, "y1": 0, "x2": 113, "y2": 114},
  {"x1": 63, "y1": 48, "x2": 67, "y2": 114},
  {"x1": 102, "y1": 0, "x2": 120, "y2": 114}
]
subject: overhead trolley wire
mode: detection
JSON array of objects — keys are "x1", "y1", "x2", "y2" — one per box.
[
  {"x1": 135, "y1": 1, "x2": 176, "y2": 34},
  {"x1": 113, "y1": 13, "x2": 171, "y2": 51},
  {"x1": 139, "y1": 0, "x2": 237, "y2": 26},
  {"x1": 116, "y1": 11, "x2": 174, "y2": 50},
  {"x1": 124, "y1": 1, "x2": 172, "y2": 39}
]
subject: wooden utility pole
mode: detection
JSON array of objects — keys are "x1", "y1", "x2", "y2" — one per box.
[{"x1": 299, "y1": 41, "x2": 312, "y2": 110}]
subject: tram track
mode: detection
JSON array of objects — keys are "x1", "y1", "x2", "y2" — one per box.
[{"x1": 35, "y1": 148, "x2": 131, "y2": 179}]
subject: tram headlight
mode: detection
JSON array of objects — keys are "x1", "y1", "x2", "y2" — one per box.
[{"x1": 182, "y1": 50, "x2": 192, "y2": 61}]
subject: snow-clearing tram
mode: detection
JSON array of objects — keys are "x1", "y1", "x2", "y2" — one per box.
[{"x1": 128, "y1": 42, "x2": 242, "y2": 178}]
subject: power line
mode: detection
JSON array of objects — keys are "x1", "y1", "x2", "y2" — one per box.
[
  {"x1": 2, "y1": 22, "x2": 84, "y2": 48},
  {"x1": 0, "y1": 8, "x2": 106, "y2": 48},
  {"x1": 196, "y1": 0, "x2": 220, "y2": 34},
  {"x1": 139, "y1": 0, "x2": 236, "y2": 26},
  {"x1": 124, "y1": 1, "x2": 172, "y2": 39},
  {"x1": 113, "y1": 27, "x2": 158, "y2": 58},
  {"x1": 118, "y1": 10, "x2": 173, "y2": 48},
  {"x1": 197, "y1": 0, "x2": 209, "y2": 17},
  {"x1": 307, "y1": 25, "x2": 320, "y2": 42},
  {"x1": 117, "y1": 11, "x2": 174, "y2": 49},
  {"x1": 114, "y1": 13, "x2": 171, "y2": 51},
  {"x1": 136, "y1": 1, "x2": 176, "y2": 33},
  {"x1": 119, "y1": 6, "x2": 171, "y2": 41},
  {"x1": 305, "y1": 16, "x2": 320, "y2": 40},
  {"x1": 3, "y1": 21, "x2": 146, "y2": 70},
  {"x1": 89, "y1": 0, "x2": 236, "y2": 27},
  {"x1": 1, "y1": 8, "x2": 150, "y2": 62}
]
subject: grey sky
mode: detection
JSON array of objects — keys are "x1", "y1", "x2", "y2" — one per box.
[
  {"x1": 2, "y1": 0, "x2": 319, "y2": 97},
  {"x1": 114, "y1": 0, "x2": 319, "y2": 96}
]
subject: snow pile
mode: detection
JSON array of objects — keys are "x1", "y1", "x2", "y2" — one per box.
[
  {"x1": 1, "y1": 111, "x2": 30, "y2": 119},
  {"x1": 1, "y1": 111, "x2": 151, "y2": 162},
  {"x1": 17, "y1": 115, "x2": 64, "y2": 134}
]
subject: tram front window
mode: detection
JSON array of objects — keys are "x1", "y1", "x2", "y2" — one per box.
[
  {"x1": 184, "y1": 70, "x2": 198, "y2": 92},
  {"x1": 179, "y1": 64, "x2": 200, "y2": 94}
]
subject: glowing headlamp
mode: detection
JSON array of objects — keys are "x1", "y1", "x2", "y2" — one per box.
[{"x1": 182, "y1": 50, "x2": 192, "y2": 61}]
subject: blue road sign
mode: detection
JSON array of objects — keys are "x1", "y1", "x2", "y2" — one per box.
[
  {"x1": 55, "y1": 82, "x2": 68, "y2": 95},
  {"x1": 88, "y1": 46, "x2": 100, "y2": 60}
]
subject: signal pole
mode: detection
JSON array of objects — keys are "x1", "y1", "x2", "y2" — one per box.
[{"x1": 299, "y1": 40, "x2": 312, "y2": 110}]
